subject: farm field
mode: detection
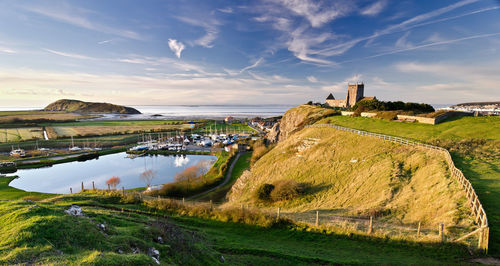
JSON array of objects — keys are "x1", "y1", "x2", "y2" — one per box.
[
  {"x1": 0, "y1": 112, "x2": 95, "y2": 123},
  {"x1": 196, "y1": 121, "x2": 256, "y2": 134},
  {"x1": 0, "y1": 127, "x2": 44, "y2": 143},
  {"x1": 48, "y1": 124, "x2": 192, "y2": 138},
  {"x1": 318, "y1": 114, "x2": 500, "y2": 256}
]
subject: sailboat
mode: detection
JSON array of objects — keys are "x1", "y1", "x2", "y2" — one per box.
[
  {"x1": 10, "y1": 145, "x2": 26, "y2": 157},
  {"x1": 69, "y1": 136, "x2": 82, "y2": 151}
]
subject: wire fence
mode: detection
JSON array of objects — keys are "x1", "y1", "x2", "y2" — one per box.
[
  {"x1": 70, "y1": 123, "x2": 490, "y2": 252},
  {"x1": 305, "y1": 124, "x2": 489, "y2": 252}
]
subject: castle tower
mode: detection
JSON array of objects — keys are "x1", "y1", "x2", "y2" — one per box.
[{"x1": 346, "y1": 83, "x2": 364, "y2": 107}]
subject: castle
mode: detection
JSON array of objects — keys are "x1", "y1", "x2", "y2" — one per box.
[{"x1": 325, "y1": 83, "x2": 375, "y2": 108}]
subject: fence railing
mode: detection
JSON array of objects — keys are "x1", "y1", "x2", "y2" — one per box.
[{"x1": 305, "y1": 124, "x2": 489, "y2": 252}]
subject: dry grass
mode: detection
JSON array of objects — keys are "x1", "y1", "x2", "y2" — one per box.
[
  {"x1": 0, "y1": 128, "x2": 44, "y2": 142},
  {"x1": 51, "y1": 124, "x2": 191, "y2": 137},
  {"x1": 227, "y1": 127, "x2": 473, "y2": 227},
  {"x1": 0, "y1": 113, "x2": 92, "y2": 123}
]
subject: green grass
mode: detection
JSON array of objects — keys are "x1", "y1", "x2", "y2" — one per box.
[
  {"x1": 319, "y1": 114, "x2": 500, "y2": 256},
  {"x1": 0, "y1": 178, "x2": 476, "y2": 264},
  {"x1": 319, "y1": 115, "x2": 500, "y2": 141},
  {"x1": 0, "y1": 176, "x2": 54, "y2": 200},
  {"x1": 195, "y1": 152, "x2": 252, "y2": 202}
]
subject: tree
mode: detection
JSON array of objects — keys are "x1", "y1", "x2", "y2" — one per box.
[
  {"x1": 175, "y1": 165, "x2": 202, "y2": 183},
  {"x1": 106, "y1": 176, "x2": 121, "y2": 189},
  {"x1": 140, "y1": 169, "x2": 156, "y2": 187}
]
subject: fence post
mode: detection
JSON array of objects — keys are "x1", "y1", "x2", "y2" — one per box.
[
  {"x1": 368, "y1": 216, "x2": 373, "y2": 234},
  {"x1": 107, "y1": 184, "x2": 110, "y2": 191},
  {"x1": 81, "y1": 182, "x2": 84, "y2": 192},
  {"x1": 417, "y1": 222, "x2": 421, "y2": 238},
  {"x1": 122, "y1": 187, "x2": 125, "y2": 196},
  {"x1": 70, "y1": 187, "x2": 72, "y2": 194},
  {"x1": 277, "y1": 207, "x2": 280, "y2": 220},
  {"x1": 92, "y1": 181, "x2": 95, "y2": 190},
  {"x1": 315, "y1": 210, "x2": 319, "y2": 227},
  {"x1": 210, "y1": 200, "x2": 213, "y2": 211},
  {"x1": 182, "y1": 198, "x2": 185, "y2": 205},
  {"x1": 439, "y1": 223, "x2": 445, "y2": 242}
]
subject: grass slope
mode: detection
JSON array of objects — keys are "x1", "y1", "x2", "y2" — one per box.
[
  {"x1": 319, "y1": 115, "x2": 500, "y2": 256},
  {"x1": 229, "y1": 127, "x2": 472, "y2": 228},
  {"x1": 0, "y1": 191, "x2": 473, "y2": 264}
]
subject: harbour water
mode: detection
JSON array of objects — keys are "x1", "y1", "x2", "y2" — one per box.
[{"x1": 9, "y1": 152, "x2": 216, "y2": 194}]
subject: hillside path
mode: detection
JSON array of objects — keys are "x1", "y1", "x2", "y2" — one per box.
[{"x1": 187, "y1": 151, "x2": 242, "y2": 200}]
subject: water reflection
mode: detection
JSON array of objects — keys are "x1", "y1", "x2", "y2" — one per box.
[{"x1": 9, "y1": 152, "x2": 215, "y2": 194}]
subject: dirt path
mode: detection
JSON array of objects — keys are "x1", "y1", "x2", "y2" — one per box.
[{"x1": 187, "y1": 152, "x2": 242, "y2": 200}]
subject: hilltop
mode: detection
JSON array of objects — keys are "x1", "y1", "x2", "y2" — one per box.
[
  {"x1": 44, "y1": 99, "x2": 141, "y2": 114},
  {"x1": 230, "y1": 125, "x2": 471, "y2": 227}
]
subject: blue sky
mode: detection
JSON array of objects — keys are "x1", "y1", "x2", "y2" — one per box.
[{"x1": 0, "y1": 0, "x2": 499, "y2": 107}]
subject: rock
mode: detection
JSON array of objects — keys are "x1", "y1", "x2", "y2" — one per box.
[
  {"x1": 28, "y1": 204, "x2": 39, "y2": 210},
  {"x1": 266, "y1": 123, "x2": 280, "y2": 143},
  {"x1": 24, "y1": 199, "x2": 34, "y2": 203},
  {"x1": 156, "y1": 236, "x2": 164, "y2": 244},
  {"x1": 116, "y1": 247, "x2": 123, "y2": 254},
  {"x1": 148, "y1": 247, "x2": 160, "y2": 259},
  {"x1": 64, "y1": 205, "x2": 83, "y2": 216},
  {"x1": 132, "y1": 247, "x2": 140, "y2": 254},
  {"x1": 98, "y1": 224, "x2": 106, "y2": 231},
  {"x1": 220, "y1": 255, "x2": 225, "y2": 263},
  {"x1": 148, "y1": 247, "x2": 160, "y2": 264}
]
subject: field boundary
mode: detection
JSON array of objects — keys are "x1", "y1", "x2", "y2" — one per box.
[{"x1": 306, "y1": 123, "x2": 489, "y2": 252}]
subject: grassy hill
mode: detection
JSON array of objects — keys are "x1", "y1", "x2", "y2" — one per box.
[
  {"x1": 0, "y1": 177, "x2": 474, "y2": 264},
  {"x1": 229, "y1": 126, "x2": 472, "y2": 229},
  {"x1": 317, "y1": 114, "x2": 500, "y2": 256},
  {"x1": 44, "y1": 99, "x2": 141, "y2": 114}
]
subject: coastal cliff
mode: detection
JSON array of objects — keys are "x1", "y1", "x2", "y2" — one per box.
[
  {"x1": 44, "y1": 99, "x2": 141, "y2": 114},
  {"x1": 266, "y1": 105, "x2": 336, "y2": 142}
]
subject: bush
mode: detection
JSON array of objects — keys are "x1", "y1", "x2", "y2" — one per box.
[
  {"x1": 255, "y1": 183, "x2": 275, "y2": 201},
  {"x1": 251, "y1": 141, "x2": 272, "y2": 165},
  {"x1": 375, "y1": 111, "x2": 400, "y2": 121},
  {"x1": 270, "y1": 180, "x2": 303, "y2": 201}
]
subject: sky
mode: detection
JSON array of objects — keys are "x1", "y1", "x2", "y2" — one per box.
[{"x1": 0, "y1": 0, "x2": 499, "y2": 107}]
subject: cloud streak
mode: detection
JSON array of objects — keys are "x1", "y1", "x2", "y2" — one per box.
[
  {"x1": 168, "y1": 39, "x2": 185, "y2": 58},
  {"x1": 23, "y1": 4, "x2": 143, "y2": 40}
]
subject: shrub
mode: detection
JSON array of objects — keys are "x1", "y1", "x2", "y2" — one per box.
[
  {"x1": 106, "y1": 176, "x2": 121, "y2": 189},
  {"x1": 251, "y1": 141, "x2": 272, "y2": 165},
  {"x1": 375, "y1": 111, "x2": 400, "y2": 121},
  {"x1": 270, "y1": 180, "x2": 303, "y2": 201},
  {"x1": 255, "y1": 183, "x2": 275, "y2": 201}
]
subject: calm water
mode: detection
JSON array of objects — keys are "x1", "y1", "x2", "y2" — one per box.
[{"x1": 9, "y1": 152, "x2": 215, "y2": 194}]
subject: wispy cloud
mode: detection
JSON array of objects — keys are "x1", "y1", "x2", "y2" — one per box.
[
  {"x1": 360, "y1": 0, "x2": 387, "y2": 16},
  {"x1": 317, "y1": 0, "x2": 484, "y2": 58},
  {"x1": 342, "y1": 31, "x2": 500, "y2": 64},
  {"x1": 306, "y1": 76, "x2": 318, "y2": 83},
  {"x1": 224, "y1": 57, "x2": 264, "y2": 76},
  {"x1": 217, "y1": 7, "x2": 233, "y2": 13},
  {"x1": 395, "y1": 61, "x2": 500, "y2": 101},
  {"x1": 0, "y1": 46, "x2": 16, "y2": 54},
  {"x1": 43, "y1": 48, "x2": 95, "y2": 60},
  {"x1": 323, "y1": 74, "x2": 362, "y2": 93},
  {"x1": 272, "y1": 0, "x2": 353, "y2": 28},
  {"x1": 168, "y1": 39, "x2": 185, "y2": 58},
  {"x1": 98, "y1": 39, "x2": 113, "y2": 45},
  {"x1": 176, "y1": 16, "x2": 220, "y2": 48},
  {"x1": 23, "y1": 4, "x2": 143, "y2": 40},
  {"x1": 0, "y1": 67, "x2": 306, "y2": 106}
]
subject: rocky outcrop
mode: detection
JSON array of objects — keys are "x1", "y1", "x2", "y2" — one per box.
[
  {"x1": 266, "y1": 105, "x2": 336, "y2": 142},
  {"x1": 44, "y1": 99, "x2": 141, "y2": 114},
  {"x1": 267, "y1": 123, "x2": 280, "y2": 143}
]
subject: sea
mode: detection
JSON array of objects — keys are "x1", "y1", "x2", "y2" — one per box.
[{"x1": 0, "y1": 105, "x2": 295, "y2": 120}]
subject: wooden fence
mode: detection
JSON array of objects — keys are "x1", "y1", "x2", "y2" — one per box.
[{"x1": 305, "y1": 124, "x2": 489, "y2": 252}]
